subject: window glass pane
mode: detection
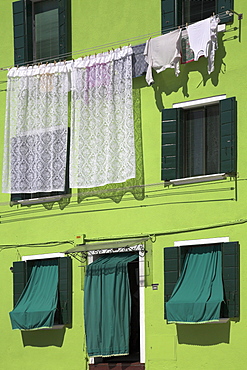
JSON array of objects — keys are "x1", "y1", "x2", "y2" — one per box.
[
  {"x1": 185, "y1": 109, "x2": 205, "y2": 177},
  {"x1": 183, "y1": 0, "x2": 216, "y2": 24},
  {"x1": 33, "y1": 1, "x2": 60, "y2": 61},
  {"x1": 206, "y1": 104, "x2": 220, "y2": 174}
]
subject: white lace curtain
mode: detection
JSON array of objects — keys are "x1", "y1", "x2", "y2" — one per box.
[
  {"x1": 70, "y1": 46, "x2": 136, "y2": 188},
  {"x1": 2, "y1": 63, "x2": 70, "y2": 194}
]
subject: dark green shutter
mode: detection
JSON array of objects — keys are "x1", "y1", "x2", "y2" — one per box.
[
  {"x1": 58, "y1": 256, "x2": 72, "y2": 326},
  {"x1": 13, "y1": 0, "x2": 32, "y2": 65},
  {"x1": 162, "y1": 108, "x2": 181, "y2": 181},
  {"x1": 13, "y1": 1, "x2": 26, "y2": 65},
  {"x1": 58, "y1": 0, "x2": 71, "y2": 58},
  {"x1": 161, "y1": 0, "x2": 182, "y2": 34},
  {"x1": 13, "y1": 261, "x2": 27, "y2": 307},
  {"x1": 222, "y1": 242, "x2": 240, "y2": 318},
  {"x1": 220, "y1": 97, "x2": 236, "y2": 175},
  {"x1": 164, "y1": 247, "x2": 180, "y2": 319},
  {"x1": 217, "y1": 0, "x2": 234, "y2": 24}
]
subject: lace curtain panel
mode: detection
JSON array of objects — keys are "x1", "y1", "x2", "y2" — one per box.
[
  {"x1": 2, "y1": 63, "x2": 70, "y2": 193},
  {"x1": 70, "y1": 46, "x2": 136, "y2": 188}
]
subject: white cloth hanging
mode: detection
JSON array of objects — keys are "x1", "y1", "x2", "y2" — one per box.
[
  {"x1": 187, "y1": 15, "x2": 220, "y2": 74},
  {"x1": 144, "y1": 29, "x2": 182, "y2": 85},
  {"x1": 2, "y1": 62, "x2": 71, "y2": 194},
  {"x1": 70, "y1": 46, "x2": 136, "y2": 188}
]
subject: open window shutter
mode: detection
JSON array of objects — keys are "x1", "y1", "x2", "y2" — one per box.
[
  {"x1": 162, "y1": 108, "x2": 181, "y2": 181},
  {"x1": 58, "y1": 256, "x2": 72, "y2": 326},
  {"x1": 222, "y1": 242, "x2": 240, "y2": 318},
  {"x1": 58, "y1": 0, "x2": 71, "y2": 58},
  {"x1": 217, "y1": 0, "x2": 234, "y2": 24},
  {"x1": 161, "y1": 0, "x2": 182, "y2": 34},
  {"x1": 13, "y1": 261, "x2": 27, "y2": 307},
  {"x1": 13, "y1": 0, "x2": 26, "y2": 65},
  {"x1": 164, "y1": 247, "x2": 180, "y2": 319},
  {"x1": 220, "y1": 97, "x2": 236, "y2": 175}
]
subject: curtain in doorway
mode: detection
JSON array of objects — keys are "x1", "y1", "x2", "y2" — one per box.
[
  {"x1": 84, "y1": 252, "x2": 138, "y2": 357},
  {"x1": 166, "y1": 244, "x2": 223, "y2": 323}
]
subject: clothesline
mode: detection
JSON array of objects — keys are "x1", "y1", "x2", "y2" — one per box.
[{"x1": 0, "y1": 10, "x2": 231, "y2": 71}]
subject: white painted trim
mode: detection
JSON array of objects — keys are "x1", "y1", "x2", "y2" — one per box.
[
  {"x1": 139, "y1": 253, "x2": 145, "y2": 364},
  {"x1": 174, "y1": 237, "x2": 229, "y2": 247},
  {"x1": 22, "y1": 253, "x2": 65, "y2": 261},
  {"x1": 88, "y1": 244, "x2": 145, "y2": 364},
  {"x1": 172, "y1": 95, "x2": 226, "y2": 109},
  {"x1": 169, "y1": 173, "x2": 227, "y2": 186}
]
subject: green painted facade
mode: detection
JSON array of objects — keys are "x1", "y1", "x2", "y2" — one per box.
[{"x1": 0, "y1": 0, "x2": 247, "y2": 369}]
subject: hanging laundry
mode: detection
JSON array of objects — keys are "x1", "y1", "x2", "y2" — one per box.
[
  {"x1": 2, "y1": 62, "x2": 70, "y2": 194},
  {"x1": 187, "y1": 15, "x2": 220, "y2": 74},
  {"x1": 132, "y1": 43, "x2": 148, "y2": 78},
  {"x1": 70, "y1": 46, "x2": 136, "y2": 189},
  {"x1": 181, "y1": 30, "x2": 195, "y2": 64},
  {"x1": 144, "y1": 29, "x2": 182, "y2": 85}
]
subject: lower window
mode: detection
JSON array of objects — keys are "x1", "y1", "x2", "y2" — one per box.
[
  {"x1": 164, "y1": 240, "x2": 240, "y2": 323},
  {"x1": 10, "y1": 255, "x2": 72, "y2": 330}
]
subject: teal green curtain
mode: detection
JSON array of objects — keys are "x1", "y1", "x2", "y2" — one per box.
[
  {"x1": 166, "y1": 245, "x2": 223, "y2": 324},
  {"x1": 84, "y1": 253, "x2": 138, "y2": 357},
  {"x1": 9, "y1": 259, "x2": 58, "y2": 330}
]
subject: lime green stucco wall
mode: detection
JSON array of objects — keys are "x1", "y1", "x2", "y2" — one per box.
[{"x1": 0, "y1": 1, "x2": 247, "y2": 369}]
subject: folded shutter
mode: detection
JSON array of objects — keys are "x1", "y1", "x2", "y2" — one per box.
[
  {"x1": 220, "y1": 97, "x2": 237, "y2": 175},
  {"x1": 164, "y1": 247, "x2": 180, "y2": 319},
  {"x1": 161, "y1": 0, "x2": 182, "y2": 34},
  {"x1": 162, "y1": 108, "x2": 182, "y2": 181},
  {"x1": 222, "y1": 241, "x2": 240, "y2": 318},
  {"x1": 217, "y1": 0, "x2": 234, "y2": 24},
  {"x1": 13, "y1": 261, "x2": 27, "y2": 307},
  {"x1": 58, "y1": 256, "x2": 72, "y2": 326}
]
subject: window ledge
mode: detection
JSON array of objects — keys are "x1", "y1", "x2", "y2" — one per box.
[
  {"x1": 176, "y1": 318, "x2": 229, "y2": 325},
  {"x1": 21, "y1": 325, "x2": 65, "y2": 331},
  {"x1": 167, "y1": 173, "x2": 228, "y2": 186}
]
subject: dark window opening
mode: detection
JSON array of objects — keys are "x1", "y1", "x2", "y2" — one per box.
[
  {"x1": 32, "y1": 0, "x2": 60, "y2": 61},
  {"x1": 182, "y1": 0, "x2": 216, "y2": 24},
  {"x1": 183, "y1": 104, "x2": 220, "y2": 177}
]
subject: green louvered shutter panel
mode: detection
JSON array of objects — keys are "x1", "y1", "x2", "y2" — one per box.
[
  {"x1": 13, "y1": 261, "x2": 27, "y2": 307},
  {"x1": 58, "y1": 256, "x2": 72, "y2": 326},
  {"x1": 13, "y1": 0, "x2": 26, "y2": 65},
  {"x1": 220, "y1": 97, "x2": 236, "y2": 175},
  {"x1": 222, "y1": 242, "x2": 240, "y2": 318},
  {"x1": 162, "y1": 108, "x2": 181, "y2": 181},
  {"x1": 58, "y1": 0, "x2": 71, "y2": 58},
  {"x1": 161, "y1": 0, "x2": 182, "y2": 34},
  {"x1": 217, "y1": 0, "x2": 234, "y2": 24},
  {"x1": 164, "y1": 247, "x2": 180, "y2": 319}
]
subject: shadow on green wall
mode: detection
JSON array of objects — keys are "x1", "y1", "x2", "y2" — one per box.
[
  {"x1": 150, "y1": 32, "x2": 227, "y2": 111},
  {"x1": 77, "y1": 88, "x2": 145, "y2": 204},
  {"x1": 21, "y1": 327, "x2": 65, "y2": 347},
  {"x1": 176, "y1": 320, "x2": 230, "y2": 345}
]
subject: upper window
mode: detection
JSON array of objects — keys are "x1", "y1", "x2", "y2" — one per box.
[
  {"x1": 182, "y1": 0, "x2": 216, "y2": 24},
  {"x1": 161, "y1": 0, "x2": 234, "y2": 33},
  {"x1": 12, "y1": 0, "x2": 71, "y2": 65},
  {"x1": 161, "y1": 97, "x2": 237, "y2": 181}
]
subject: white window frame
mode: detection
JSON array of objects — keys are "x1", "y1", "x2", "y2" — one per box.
[
  {"x1": 88, "y1": 244, "x2": 145, "y2": 365},
  {"x1": 169, "y1": 95, "x2": 228, "y2": 186}
]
